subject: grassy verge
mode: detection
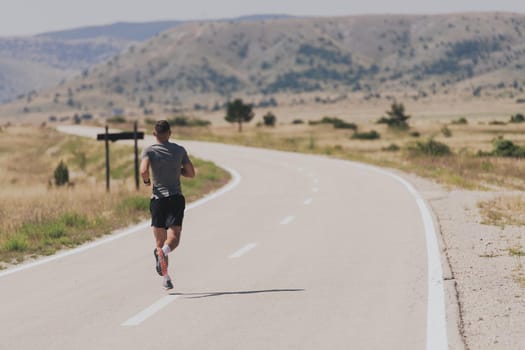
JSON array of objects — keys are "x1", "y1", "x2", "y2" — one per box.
[{"x1": 0, "y1": 126, "x2": 229, "y2": 267}]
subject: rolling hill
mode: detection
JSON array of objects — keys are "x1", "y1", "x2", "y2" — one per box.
[
  {"x1": 36, "y1": 15, "x2": 293, "y2": 41},
  {"x1": 3, "y1": 13, "x2": 525, "y2": 121},
  {"x1": 36, "y1": 21, "x2": 185, "y2": 41},
  {"x1": 0, "y1": 37, "x2": 133, "y2": 103},
  {"x1": 0, "y1": 15, "x2": 294, "y2": 104}
]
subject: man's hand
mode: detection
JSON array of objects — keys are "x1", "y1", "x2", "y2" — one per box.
[{"x1": 143, "y1": 178, "x2": 151, "y2": 186}]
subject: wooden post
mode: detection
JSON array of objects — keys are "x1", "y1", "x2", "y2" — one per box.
[
  {"x1": 105, "y1": 125, "x2": 110, "y2": 192},
  {"x1": 134, "y1": 121, "x2": 139, "y2": 191},
  {"x1": 96, "y1": 127, "x2": 143, "y2": 193}
]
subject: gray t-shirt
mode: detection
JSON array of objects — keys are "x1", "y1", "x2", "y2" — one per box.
[{"x1": 141, "y1": 141, "x2": 190, "y2": 199}]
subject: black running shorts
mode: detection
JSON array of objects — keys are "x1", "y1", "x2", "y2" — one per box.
[{"x1": 150, "y1": 195, "x2": 186, "y2": 229}]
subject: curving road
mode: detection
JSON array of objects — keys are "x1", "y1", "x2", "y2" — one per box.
[{"x1": 0, "y1": 126, "x2": 450, "y2": 349}]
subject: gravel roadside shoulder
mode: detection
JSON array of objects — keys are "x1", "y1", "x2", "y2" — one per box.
[{"x1": 405, "y1": 173, "x2": 525, "y2": 350}]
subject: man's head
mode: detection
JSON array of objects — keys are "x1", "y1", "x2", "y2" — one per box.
[{"x1": 154, "y1": 120, "x2": 171, "y2": 141}]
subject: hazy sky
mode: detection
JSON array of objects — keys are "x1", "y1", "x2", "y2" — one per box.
[{"x1": 2, "y1": 0, "x2": 525, "y2": 36}]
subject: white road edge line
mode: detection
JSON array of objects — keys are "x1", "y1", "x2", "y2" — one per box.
[
  {"x1": 121, "y1": 295, "x2": 179, "y2": 326},
  {"x1": 0, "y1": 167, "x2": 242, "y2": 279},
  {"x1": 303, "y1": 198, "x2": 313, "y2": 205},
  {"x1": 350, "y1": 162, "x2": 448, "y2": 350},
  {"x1": 280, "y1": 216, "x2": 295, "y2": 225},
  {"x1": 228, "y1": 243, "x2": 258, "y2": 259}
]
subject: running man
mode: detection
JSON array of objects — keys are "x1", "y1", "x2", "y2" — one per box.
[{"x1": 140, "y1": 120, "x2": 195, "y2": 290}]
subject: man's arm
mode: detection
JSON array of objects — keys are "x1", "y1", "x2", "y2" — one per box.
[
  {"x1": 140, "y1": 157, "x2": 151, "y2": 185},
  {"x1": 181, "y1": 160, "x2": 195, "y2": 178}
]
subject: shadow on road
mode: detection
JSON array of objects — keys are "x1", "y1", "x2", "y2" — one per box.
[{"x1": 170, "y1": 288, "x2": 305, "y2": 299}]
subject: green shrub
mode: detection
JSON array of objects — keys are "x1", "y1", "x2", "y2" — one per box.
[
  {"x1": 510, "y1": 113, "x2": 525, "y2": 123},
  {"x1": 333, "y1": 120, "x2": 357, "y2": 130},
  {"x1": 54, "y1": 161, "x2": 69, "y2": 186},
  {"x1": 3, "y1": 236, "x2": 29, "y2": 252},
  {"x1": 383, "y1": 144, "x2": 400, "y2": 152},
  {"x1": 309, "y1": 116, "x2": 357, "y2": 130},
  {"x1": 451, "y1": 117, "x2": 468, "y2": 125},
  {"x1": 489, "y1": 120, "x2": 506, "y2": 126},
  {"x1": 409, "y1": 139, "x2": 451, "y2": 156},
  {"x1": 169, "y1": 116, "x2": 189, "y2": 126},
  {"x1": 320, "y1": 116, "x2": 340, "y2": 124},
  {"x1": 491, "y1": 137, "x2": 525, "y2": 158},
  {"x1": 352, "y1": 130, "x2": 380, "y2": 140},
  {"x1": 61, "y1": 212, "x2": 88, "y2": 228},
  {"x1": 263, "y1": 112, "x2": 277, "y2": 127},
  {"x1": 292, "y1": 119, "x2": 304, "y2": 124},
  {"x1": 441, "y1": 126, "x2": 452, "y2": 137},
  {"x1": 188, "y1": 118, "x2": 211, "y2": 127},
  {"x1": 42, "y1": 222, "x2": 66, "y2": 239},
  {"x1": 107, "y1": 116, "x2": 127, "y2": 123},
  {"x1": 410, "y1": 131, "x2": 421, "y2": 137},
  {"x1": 168, "y1": 116, "x2": 211, "y2": 127}
]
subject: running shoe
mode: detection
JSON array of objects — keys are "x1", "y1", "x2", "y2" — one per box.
[
  {"x1": 154, "y1": 248, "x2": 168, "y2": 276},
  {"x1": 163, "y1": 276, "x2": 174, "y2": 290}
]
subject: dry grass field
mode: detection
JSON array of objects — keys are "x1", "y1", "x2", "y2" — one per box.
[
  {"x1": 0, "y1": 125, "x2": 229, "y2": 267},
  {"x1": 20, "y1": 95, "x2": 522, "y2": 194},
  {"x1": 137, "y1": 98, "x2": 525, "y2": 192}
]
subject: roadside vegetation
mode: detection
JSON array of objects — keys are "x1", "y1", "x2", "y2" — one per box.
[
  {"x1": 478, "y1": 196, "x2": 525, "y2": 227},
  {"x1": 145, "y1": 101, "x2": 525, "y2": 191},
  {"x1": 0, "y1": 126, "x2": 229, "y2": 267}
]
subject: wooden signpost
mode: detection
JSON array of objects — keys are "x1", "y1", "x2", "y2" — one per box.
[{"x1": 96, "y1": 122, "x2": 144, "y2": 192}]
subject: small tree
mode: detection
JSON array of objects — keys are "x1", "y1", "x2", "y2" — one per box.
[
  {"x1": 377, "y1": 102, "x2": 411, "y2": 130},
  {"x1": 510, "y1": 113, "x2": 525, "y2": 123},
  {"x1": 54, "y1": 161, "x2": 69, "y2": 186},
  {"x1": 263, "y1": 112, "x2": 277, "y2": 127},
  {"x1": 225, "y1": 99, "x2": 254, "y2": 132}
]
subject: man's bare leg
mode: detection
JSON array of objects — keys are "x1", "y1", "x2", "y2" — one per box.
[
  {"x1": 153, "y1": 227, "x2": 170, "y2": 285},
  {"x1": 153, "y1": 227, "x2": 168, "y2": 249},
  {"x1": 165, "y1": 225, "x2": 182, "y2": 251},
  {"x1": 153, "y1": 226, "x2": 181, "y2": 291}
]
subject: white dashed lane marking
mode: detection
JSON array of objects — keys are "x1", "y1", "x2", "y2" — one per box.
[
  {"x1": 228, "y1": 243, "x2": 258, "y2": 259},
  {"x1": 280, "y1": 216, "x2": 295, "y2": 225},
  {"x1": 121, "y1": 295, "x2": 179, "y2": 326}
]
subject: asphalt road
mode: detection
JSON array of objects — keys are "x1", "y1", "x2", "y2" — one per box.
[{"x1": 0, "y1": 126, "x2": 449, "y2": 349}]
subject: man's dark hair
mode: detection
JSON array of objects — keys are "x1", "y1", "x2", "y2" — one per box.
[{"x1": 155, "y1": 120, "x2": 171, "y2": 135}]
